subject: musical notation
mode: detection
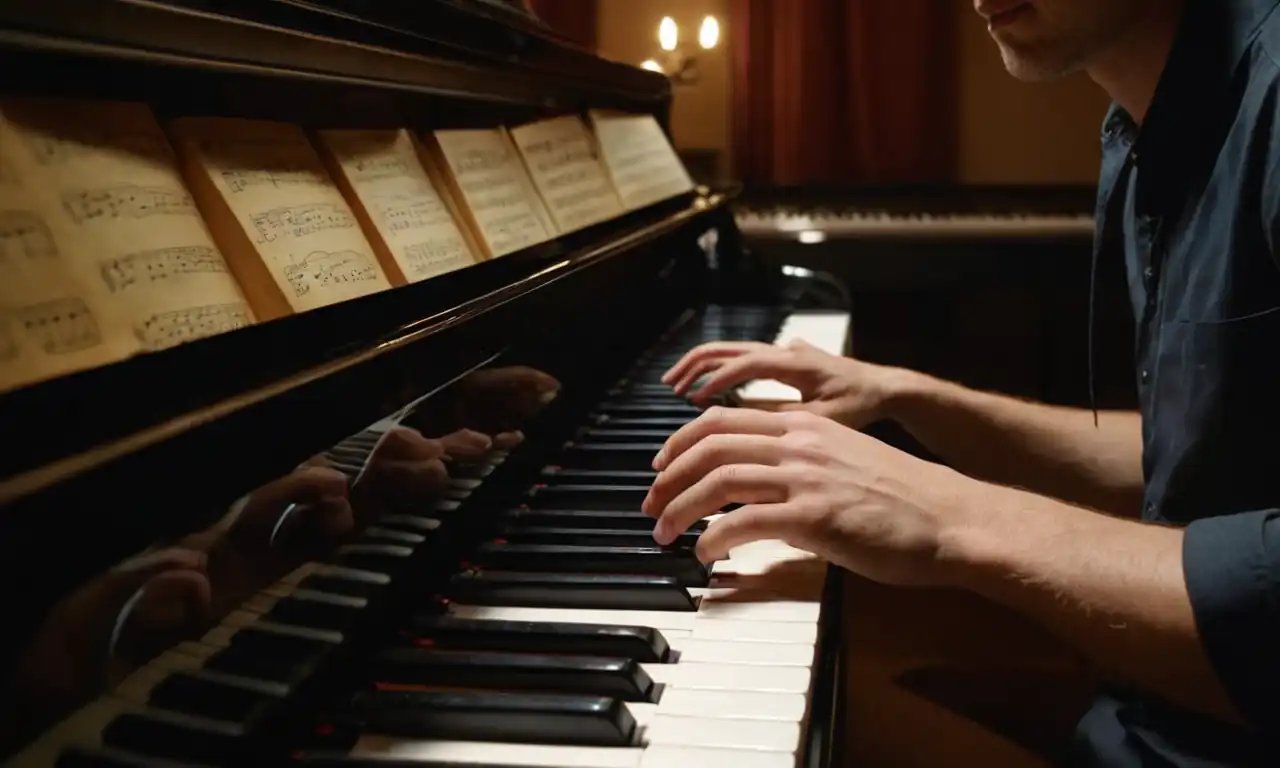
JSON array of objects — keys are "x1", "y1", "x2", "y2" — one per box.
[
  {"x1": 61, "y1": 185, "x2": 194, "y2": 225},
  {"x1": 135, "y1": 302, "x2": 252, "y2": 350},
  {"x1": 510, "y1": 117, "x2": 621, "y2": 234},
  {"x1": 590, "y1": 113, "x2": 693, "y2": 210},
  {"x1": 374, "y1": 194, "x2": 453, "y2": 234},
  {"x1": 402, "y1": 241, "x2": 470, "y2": 276},
  {"x1": 99, "y1": 246, "x2": 228, "y2": 293},
  {"x1": 283, "y1": 250, "x2": 381, "y2": 298},
  {"x1": 13, "y1": 297, "x2": 102, "y2": 355},
  {"x1": 23, "y1": 130, "x2": 171, "y2": 167},
  {"x1": 0, "y1": 211, "x2": 58, "y2": 263},
  {"x1": 251, "y1": 203, "x2": 356, "y2": 244},
  {"x1": 350, "y1": 153, "x2": 415, "y2": 182},
  {"x1": 220, "y1": 168, "x2": 326, "y2": 195}
]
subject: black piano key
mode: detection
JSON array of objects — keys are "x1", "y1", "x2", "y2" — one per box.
[
  {"x1": 202, "y1": 628, "x2": 335, "y2": 684},
  {"x1": 102, "y1": 711, "x2": 246, "y2": 764},
  {"x1": 472, "y1": 543, "x2": 710, "y2": 586},
  {"x1": 596, "y1": 403, "x2": 699, "y2": 418},
  {"x1": 540, "y1": 467, "x2": 658, "y2": 485},
  {"x1": 591, "y1": 416, "x2": 691, "y2": 429},
  {"x1": 299, "y1": 575, "x2": 389, "y2": 601},
  {"x1": 405, "y1": 616, "x2": 670, "y2": 662},
  {"x1": 58, "y1": 746, "x2": 218, "y2": 767},
  {"x1": 579, "y1": 428, "x2": 678, "y2": 444},
  {"x1": 499, "y1": 525, "x2": 699, "y2": 550},
  {"x1": 524, "y1": 484, "x2": 649, "y2": 509},
  {"x1": 264, "y1": 594, "x2": 367, "y2": 631},
  {"x1": 448, "y1": 570, "x2": 698, "y2": 611},
  {"x1": 369, "y1": 648, "x2": 657, "y2": 702},
  {"x1": 328, "y1": 544, "x2": 414, "y2": 575},
  {"x1": 501, "y1": 507, "x2": 706, "y2": 533},
  {"x1": 556, "y1": 445, "x2": 664, "y2": 471},
  {"x1": 343, "y1": 689, "x2": 636, "y2": 747},
  {"x1": 148, "y1": 674, "x2": 281, "y2": 724}
]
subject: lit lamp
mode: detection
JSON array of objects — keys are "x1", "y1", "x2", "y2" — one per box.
[{"x1": 640, "y1": 15, "x2": 720, "y2": 85}]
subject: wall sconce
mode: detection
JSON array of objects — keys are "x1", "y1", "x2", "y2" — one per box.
[{"x1": 640, "y1": 15, "x2": 720, "y2": 86}]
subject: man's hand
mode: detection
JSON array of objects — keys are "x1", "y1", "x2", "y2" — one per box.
[
  {"x1": 642, "y1": 407, "x2": 966, "y2": 587},
  {"x1": 662, "y1": 340, "x2": 908, "y2": 428}
]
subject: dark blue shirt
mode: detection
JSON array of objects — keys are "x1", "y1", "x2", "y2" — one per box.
[{"x1": 1078, "y1": 0, "x2": 1280, "y2": 765}]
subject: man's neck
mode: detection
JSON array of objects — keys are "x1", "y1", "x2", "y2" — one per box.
[{"x1": 1086, "y1": 0, "x2": 1187, "y2": 125}]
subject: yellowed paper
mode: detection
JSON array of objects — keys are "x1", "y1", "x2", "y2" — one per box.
[
  {"x1": 509, "y1": 115, "x2": 623, "y2": 234},
  {"x1": 588, "y1": 111, "x2": 694, "y2": 210},
  {"x1": 318, "y1": 129, "x2": 479, "y2": 282},
  {"x1": 4, "y1": 101, "x2": 254, "y2": 355},
  {"x1": 429, "y1": 128, "x2": 556, "y2": 258},
  {"x1": 169, "y1": 118, "x2": 391, "y2": 318}
]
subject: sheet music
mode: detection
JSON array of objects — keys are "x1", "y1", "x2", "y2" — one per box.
[
  {"x1": 172, "y1": 118, "x2": 391, "y2": 313},
  {"x1": 0, "y1": 106, "x2": 140, "y2": 391},
  {"x1": 431, "y1": 129, "x2": 555, "y2": 258},
  {"x1": 509, "y1": 115, "x2": 623, "y2": 234},
  {"x1": 4, "y1": 101, "x2": 254, "y2": 353},
  {"x1": 589, "y1": 111, "x2": 694, "y2": 211},
  {"x1": 320, "y1": 129, "x2": 477, "y2": 281}
]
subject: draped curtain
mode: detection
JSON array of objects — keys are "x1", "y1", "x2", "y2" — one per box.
[
  {"x1": 525, "y1": 0, "x2": 599, "y2": 53},
  {"x1": 730, "y1": 0, "x2": 958, "y2": 185}
]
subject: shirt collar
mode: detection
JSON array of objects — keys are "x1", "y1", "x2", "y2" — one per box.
[{"x1": 1105, "y1": 0, "x2": 1280, "y2": 212}]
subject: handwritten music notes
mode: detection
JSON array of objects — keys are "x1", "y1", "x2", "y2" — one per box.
[
  {"x1": 169, "y1": 118, "x2": 390, "y2": 319},
  {"x1": 426, "y1": 128, "x2": 556, "y2": 259},
  {"x1": 6, "y1": 100, "x2": 253, "y2": 356},
  {"x1": 509, "y1": 116, "x2": 623, "y2": 234},
  {"x1": 318, "y1": 129, "x2": 479, "y2": 283},
  {"x1": 588, "y1": 111, "x2": 694, "y2": 211}
]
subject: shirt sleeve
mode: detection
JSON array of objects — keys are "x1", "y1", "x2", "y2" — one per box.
[{"x1": 1182, "y1": 509, "x2": 1280, "y2": 730}]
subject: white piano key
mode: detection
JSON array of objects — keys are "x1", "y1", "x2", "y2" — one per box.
[
  {"x1": 693, "y1": 598, "x2": 821, "y2": 623},
  {"x1": 690, "y1": 619, "x2": 817, "y2": 644},
  {"x1": 640, "y1": 746, "x2": 798, "y2": 768},
  {"x1": 726, "y1": 540, "x2": 811, "y2": 565},
  {"x1": 654, "y1": 689, "x2": 807, "y2": 722},
  {"x1": 668, "y1": 638, "x2": 814, "y2": 667},
  {"x1": 736, "y1": 310, "x2": 850, "y2": 402},
  {"x1": 347, "y1": 736, "x2": 644, "y2": 768},
  {"x1": 363, "y1": 526, "x2": 427, "y2": 544},
  {"x1": 448, "y1": 605, "x2": 698, "y2": 633},
  {"x1": 642, "y1": 662, "x2": 810, "y2": 694},
  {"x1": 379, "y1": 514, "x2": 443, "y2": 532},
  {"x1": 644, "y1": 715, "x2": 800, "y2": 752}
]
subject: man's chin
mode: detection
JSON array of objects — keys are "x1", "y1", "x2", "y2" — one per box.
[{"x1": 997, "y1": 44, "x2": 1080, "y2": 82}]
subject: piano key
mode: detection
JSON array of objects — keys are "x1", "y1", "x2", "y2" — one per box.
[
  {"x1": 376, "y1": 515, "x2": 443, "y2": 533},
  {"x1": 578, "y1": 429, "x2": 677, "y2": 444},
  {"x1": 667, "y1": 638, "x2": 814, "y2": 667},
  {"x1": 556, "y1": 445, "x2": 665, "y2": 472},
  {"x1": 499, "y1": 508, "x2": 703, "y2": 533},
  {"x1": 301, "y1": 737, "x2": 644, "y2": 768},
  {"x1": 343, "y1": 689, "x2": 638, "y2": 747},
  {"x1": 590, "y1": 417, "x2": 691, "y2": 430},
  {"x1": 639, "y1": 746, "x2": 797, "y2": 768},
  {"x1": 595, "y1": 403, "x2": 699, "y2": 418},
  {"x1": 498, "y1": 526, "x2": 699, "y2": 550},
  {"x1": 685, "y1": 593, "x2": 821, "y2": 623},
  {"x1": 448, "y1": 571, "x2": 698, "y2": 611},
  {"x1": 643, "y1": 715, "x2": 799, "y2": 752},
  {"x1": 539, "y1": 468, "x2": 658, "y2": 485},
  {"x1": 447, "y1": 605, "x2": 697, "y2": 634},
  {"x1": 523, "y1": 484, "x2": 649, "y2": 509},
  {"x1": 471, "y1": 543, "x2": 710, "y2": 586},
  {"x1": 650, "y1": 689, "x2": 806, "y2": 721},
  {"x1": 244, "y1": 590, "x2": 368, "y2": 632},
  {"x1": 362, "y1": 527, "x2": 428, "y2": 545},
  {"x1": 57, "y1": 745, "x2": 219, "y2": 767},
  {"x1": 640, "y1": 662, "x2": 810, "y2": 694},
  {"x1": 405, "y1": 617, "x2": 671, "y2": 662},
  {"x1": 369, "y1": 648, "x2": 658, "y2": 701}
]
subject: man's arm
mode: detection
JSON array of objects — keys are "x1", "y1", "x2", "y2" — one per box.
[
  {"x1": 946, "y1": 482, "x2": 1275, "y2": 728},
  {"x1": 888, "y1": 371, "x2": 1146, "y2": 516}
]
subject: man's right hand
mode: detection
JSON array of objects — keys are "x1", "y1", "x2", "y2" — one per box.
[{"x1": 662, "y1": 339, "x2": 911, "y2": 429}]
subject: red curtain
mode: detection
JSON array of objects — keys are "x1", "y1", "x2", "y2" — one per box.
[
  {"x1": 731, "y1": 0, "x2": 958, "y2": 185},
  {"x1": 526, "y1": 0, "x2": 598, "y2": 53}
]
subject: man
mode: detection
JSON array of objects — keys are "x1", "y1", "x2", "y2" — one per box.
[{"x1": 645, "y1": 0, "x2": 1280, "y2": 765}]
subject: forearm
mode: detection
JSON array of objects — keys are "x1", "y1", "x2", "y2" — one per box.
[
  {"x1": 887, "y1": 371, "x2": 1145, "y2": 516},
  {"x1": 943, "y1": 479, "x2": 1242, "y2": 726}
]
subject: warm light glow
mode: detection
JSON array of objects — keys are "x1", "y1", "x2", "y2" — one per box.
[
  {"x1": 640, "y1": 59, "x2": 664, "y2": 73},
  {"x1": 797, "y1": 230, "x2": 827, "y2": 245},
  {"x1": 699, "y1": 16, "x2": 720, "y2": 49},
  {"x1": 658, "y1": 16, "x2": 679, "y2": 52}
]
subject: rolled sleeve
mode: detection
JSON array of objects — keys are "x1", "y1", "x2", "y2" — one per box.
[{"x1": 1183, "y1": 509, "x2": 1280, "y2": 730}]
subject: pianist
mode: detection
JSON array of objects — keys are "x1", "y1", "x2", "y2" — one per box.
[{"x1": 648, "y1": 0, "x2": 1280, "y2": 765}]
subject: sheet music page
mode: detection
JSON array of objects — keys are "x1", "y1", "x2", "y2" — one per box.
[
  {"x1": 430, "y1": 129, "x2": 555, "y2": 258},
  {"x1": 0, "y1": 107, "x2": 139, "y2": 392},
  {"x1": 4, "y1": 100, "x2": 255, "y2": 355},
  {"x1": 509, "y1": 115, "x2": 623, "y2": 234},
  {"x1": 588, "y1": 111, "x2": 694, "y2": 211},
  {"x1": 169, "y1": 118, "x2": 391, "y2": 316},
  {"x1": 318, "y1": 129, "x2": 478, "y2": 282}
]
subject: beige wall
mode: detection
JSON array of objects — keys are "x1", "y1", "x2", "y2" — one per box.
[
  {"x1": 955, "y1": 12, "x2": 1112, "y2": 184},
  {"x1": 596, "y1": 0, "x2": 732, "y2": 173},
  {"x1": 597, "y1": 1, "x2": 1111, "y2": 186}
]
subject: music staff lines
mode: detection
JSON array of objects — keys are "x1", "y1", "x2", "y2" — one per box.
[
  {"x1": 220, "y1": 168, "x2": 326, "y2": 194},
  {"x1": 0, "y1": 211, "x2": 58, "y2": 262},
  {"x1": 8, "y1": 297, "x2": 102, "y2": 356},
  {"x1": 251, "y1": 203, "x2": 356, "y2": 244},
  {"x1": 283, "y1": 250, "x2": 381, "y2": 298},
  {"x1": 374, "y1": 195, "x2": 452, "y2": 234},
  {"x1": 135, "y1": 303, "x2": 252, "y2": 350},
  {"x1": 403, "y1": 241, "x2": 468, "y2": 274},
  {"x1": 61, "y1": 185, "x2": 195, "y2": 225},
  {"x1": 99, "y1": 246, "x2": 228, "y2": 293}
]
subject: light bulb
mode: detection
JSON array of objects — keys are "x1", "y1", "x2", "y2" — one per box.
[
  {"x1": 640, "y1": 59, "x2": 664, "y2": 73},
  {"x1": 699, "y1": 16, "x2": 720, "y2": 49},
  {"x1": 659, "y1": 16, "x2": 679, "y2": 52}
]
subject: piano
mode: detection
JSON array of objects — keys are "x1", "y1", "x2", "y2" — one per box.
[{"x1": 0, "y1": 2, "x2": 849, "y2": 767}]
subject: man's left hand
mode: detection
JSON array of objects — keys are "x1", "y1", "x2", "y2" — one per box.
[{"x1": 643, "y1": 407, "x2": 977, "y2": 587}]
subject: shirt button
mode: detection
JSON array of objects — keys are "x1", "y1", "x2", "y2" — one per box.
[
  {"x1": 1144, "y1": 501, "x2": 1156, "y2": 516},
  {"x1": 1141, "y1": 369, "x2": 1150, "y2": 383}
]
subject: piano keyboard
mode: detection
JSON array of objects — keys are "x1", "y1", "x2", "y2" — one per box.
[
  {"x1": 10, "y1": 305, "x2": 848, "y2": 768},
  {"x1": 735, "y1": 209, "x2": 1095, "y2": 240}
]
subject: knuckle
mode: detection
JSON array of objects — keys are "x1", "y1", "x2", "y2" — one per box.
[{"x1": 709, "y1": 463, "x2": 741, "y2": 488}]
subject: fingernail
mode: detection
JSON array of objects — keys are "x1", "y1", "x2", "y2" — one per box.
[
  {"x1": 640, "y1": 492, "x2": 652, "y2": 515},
  {"x1": 652, "y1": 449, "x2": 666, "y2": 470}
]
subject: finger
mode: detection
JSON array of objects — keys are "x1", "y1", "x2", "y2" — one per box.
[
  {"x1": 110, "y1": 568, "x2": 212, "y2": 665},
  {"x1": 492, "y1": 430, "x2": 525, "y2": 450},
  {"x1": 687, "y1": 349, "x2": 820, "y2": 405},
  {"x1": 376, "y1": 427, "x2": 446, "y2": 462},
  {"x1": 231, "y1": 466, "x2": 350, "y2": 546},
  {"x1": 642, "y1": 433, "x2": 784, "y2": 517},
  {"x1": 653, "y1": 464, "x2": 787, "y2": 545},
  {"x1": 440, "y1": 429, "x2": 494, "y2": 458},
  {"x1": 662, "y1": 341, "x2": 771, "y2": 387},
  {"x1": 359, "y1": 457, "x2": 450, "y2": 512},
  {"x1": 653, "y1": 406, "x2": 791, "y2": 470},
  {"x1": 273, "y1": 495, "x2": 355, "y2": 555},
  {"x1": 694, "y1": 504, "x2": 798, "y2": 563}
]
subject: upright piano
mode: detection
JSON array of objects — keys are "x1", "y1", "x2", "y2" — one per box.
[{"x1": 0, "y1": 2, "x2": 849, "y2": 767}]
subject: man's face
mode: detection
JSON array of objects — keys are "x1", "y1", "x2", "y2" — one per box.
[{"x1": 974, "y1": 0, "x2": 1154, "y2": 80}]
